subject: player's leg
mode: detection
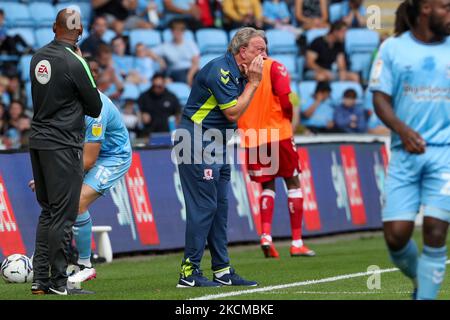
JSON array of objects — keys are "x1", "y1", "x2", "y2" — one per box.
[
  {"x1": 29, "y1": 149, "x2": 52, "y2": 294},
  {"x1": 279, "y1": 138, "x2": 315, "y2": 257},
  {"x1": 245, "y1": 144, "x2": 279, "y2": 258},
  {"x1": 284, "y1": 175, "x2": 315, "y2": 257},
  {"x1": 177, "y1": 162, "x2": 220, "y2": 287},
  {"x1": 417, "y1": 216, "x2": 449, "y2": 300},
  {"x1": 41, "y1": 148, "x2": 83, "y2": 292},
  {"x1": 416, "y1": 148, "x2": 450, "y2": 299},
  {"x1": 69, "y1": 184, "x2": 101, "y2": 282},
  {"x1": 210, "y1": 164, "x2": 257, "y2": 287},
  {"x1": 382, "y1": 149, "x2": 421, "y2": 292},
  {"x1": 70, "y1": 158, "x2": 131, "y2": 283},
  {"x1": 259, "y1": 179, "x2": 279, "y2": 258}
]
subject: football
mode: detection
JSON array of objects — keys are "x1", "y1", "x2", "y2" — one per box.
[{"x1": 1, "y1": 254, "x2": 33, "y2": 284}]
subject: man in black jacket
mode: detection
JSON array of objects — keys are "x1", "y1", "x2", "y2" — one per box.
[
  {"x1": 137, "y1": 73, "x2": 182, "y2": 137},
  {"x1": 29, "y1": 8, "x2": 102, "y2": 295}
]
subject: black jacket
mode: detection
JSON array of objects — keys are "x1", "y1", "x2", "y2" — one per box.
[{"x1": 30, "y1": 39, "x2": 102, "y2": 150}]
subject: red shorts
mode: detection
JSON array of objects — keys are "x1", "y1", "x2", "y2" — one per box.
[{"x1": 244, "y1": 138, "x2": 301, "y2": 183}]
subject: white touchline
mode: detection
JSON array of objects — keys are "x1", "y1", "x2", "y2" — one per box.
[{"x1": 190, "y1": 260, "x2": 450, "y2": 300}]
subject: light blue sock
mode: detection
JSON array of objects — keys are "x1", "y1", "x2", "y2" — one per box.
[
  {"x1": 73, "y1": 211, "x2": 92, "y2": 266},
  {"x1": 389, "y1": 239, "x2": 418, "y2": 280},
  {"x1": 417, "y1": 245, "x2": 447, "y2": 300}
]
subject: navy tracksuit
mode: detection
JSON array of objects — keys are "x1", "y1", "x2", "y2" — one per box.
[{"x1": 175, "y1": 51, "x2": 246, "y2": 273}]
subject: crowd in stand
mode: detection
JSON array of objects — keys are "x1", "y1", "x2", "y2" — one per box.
[{"x1": 0, "y1": 0, "x2": 390, "y2": 150}]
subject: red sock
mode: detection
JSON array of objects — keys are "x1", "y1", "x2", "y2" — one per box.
[
  {"x1": 288, "y1": 188, "x2": 304, "y2": 241},
  {"x1": 260, "y1": 189, "x2": 275, "y2": 235}
]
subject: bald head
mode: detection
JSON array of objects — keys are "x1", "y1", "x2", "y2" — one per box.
[{"x1": 53, "y1": 8, "x2": 83, "y2": 45}]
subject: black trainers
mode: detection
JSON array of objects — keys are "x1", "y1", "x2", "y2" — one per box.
[{"x1": 31, "y1": 282, "x2": 49, "y2": 295}]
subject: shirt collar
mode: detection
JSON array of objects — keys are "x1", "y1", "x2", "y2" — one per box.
[
  {"x1": 53, "y1": 39, "x2": 77, "y2": 51},
  {"x1": 225, "y1": 51, "x2": 244, "y2": 80}
]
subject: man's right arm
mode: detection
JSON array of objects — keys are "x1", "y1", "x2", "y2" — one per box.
[
  {"x1": 370, "y1": 41, "x2": 425, "y2": 154},
  {"x1": 221, "y1": 55, "x2": 264, "y2": 122},
  {"x1": 66, "y1": 48, "x2": 102, "y2": 118}
]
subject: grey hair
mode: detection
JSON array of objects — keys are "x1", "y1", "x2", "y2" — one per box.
[{"x1": 227, "y1": 27, "x2": 266, "y2": 55}]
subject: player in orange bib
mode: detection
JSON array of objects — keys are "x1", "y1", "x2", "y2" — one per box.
[{"x1": 238, "y1": 57, "x2": 315, "y2": 258}]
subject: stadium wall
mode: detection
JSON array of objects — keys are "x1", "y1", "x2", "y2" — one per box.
[{"x1": 0, "y1": 136, "x2": 388, "y2": 260}]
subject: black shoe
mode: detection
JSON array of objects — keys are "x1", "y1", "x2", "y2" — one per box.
[{"x1": 31, "y1": 282, "x2": 49, "y2": 295}]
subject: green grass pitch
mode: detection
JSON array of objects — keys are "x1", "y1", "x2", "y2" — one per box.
[{"x1": 1, "y1": 231, "x2": 449, "y2": 300}]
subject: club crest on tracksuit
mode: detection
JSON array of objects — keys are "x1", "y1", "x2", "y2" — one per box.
[{"x1": 203, "y1": 169, "x2": 213, "y2": 180}]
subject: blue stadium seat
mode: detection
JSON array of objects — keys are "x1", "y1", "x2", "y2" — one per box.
[
  {"x1": 0, "y1": 2, "x2": 33, "y2": 28},
  {"x1": 363, "y1": 88, "x2": 374, "y2": 111},
  {"x1": 349, "y1": 52, "x2": 374, "y2": 82},
  {"x1": 305, "y1": 28, "x2": 329, "y2": 45},
  {"x1": 162, "y1": 28, "x2": 195, "y2": 43},
  {"x1": 196, "y1": 29, "x2": 228, "y2": 54},
  {"x1": 102, "y1": 29, "x2": 117, "y2": 44},
  {"x1": 345, "y1": 29, "x2": 380, "y2": 54},
  {"x1": 290, "y1": 81, "x2": 299, "y2": 95},
  {"x1": 329, "y1": 3, "x2": 344, "y2": 23},
  {"x1": 228, "y1": 28, "x2": 239, "y2": 41},
  {"x1": 199, "y1": 54, "x2": 220, "y2": 69},
  {"x1": 298, "y1": 81, "x2": 317, "y2": 107},
  {"x1": 265, "y1": 29, "x2": 297, "y2": 55},
  {"x1": 129, "y1": 29, "x2": 162, "y2": 53},
  {"x1": 331, "y1": 81, "x2": 363, "y2": 104},
  {"x1": 344, "y1": 29, "x2": 379, "y2": 82},
  {"x1": 18, "y1": 55, "x2": 33, "y2": 82},
  {"x1": 35, "y1": 28, "x2": 54, "y2": 49},
  {"x1": 7, "y1": 28, "x2": 36, "y2": 48},
  {"x1": 166, "y1": 82, "x2": 191, "y2": 105},
  {"x1": 296, "y1": 56, "x2": 305, "y2": 81},
  {"x1": 29, "y1": 2, "x2": 56, "y2": 28},
  {"x1": 271, "y1": 54, "x2": 300, "y2": 81},
  {"x1": 55, "y1": 3, "x2": 91, "y2": 25},
  {"x1": 121, "y1": 83, "x2": 141, "y2": 101},
  {"x1": 138, "y1": 82, "x2": 151, "y2": 94},
  {"x1": 113, "y1": 55, "x2": 134, "y2": 78}
]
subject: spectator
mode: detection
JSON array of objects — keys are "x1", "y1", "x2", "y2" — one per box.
[
  {"x1": 0, "y1": 9, "x2": 32, "y2": 55},
  {"x1": 305, "y1": 21, "x2": 360, "y2": 82},
  {"x1": 129, "y1": 43, "x2": 156, "y2": 84},
  {"x1": 342, "y1": 0, "x2": 366, "y2": 28},
  {"x1": 301, "y1": 81, "x2": 335, "y2": 133},
  {"x1": 121, "y1": 99, "x2": 142, "y2": 142},
  {"x1": 223, "y1": 0, "x2": 264, "y2": 30},
  {"x1": 0, "y1": 103, "x2": 8, "y2": 149},
  {"x1": 137, "y1": 73, "x2": 181, "y2": 137},
  {"x1": 80, "y1": 16, "x2": 108, "y2": 57},
  {"x1": 95, "y1": 44, "x2": 124, "y2": 101},
  {"x1": 0, "y1": 76, "x2": 10, "y2": 106},
  {"x1": 333, "y1": 89, "x2": 367, "y2": 133},
  {"x1": 0, "y1": 102, "x2": 6, "y2": 135},
  {"x1": 263, "y1": 0, "x2": 291, "y2": 29},
  {"x1": 91, "y1": 0, "x2": 153, "y2": 35},
  {"x1": 136, "y1": 0, "x2": 165, "y2": 28},
  {"x1": 152, "y1": 19, "x2": 200, "y2": 86},
  {"x1": 5, "y1": 75, "x2": 25, "y2": 107},
  {"x1": 163, "y1": 0, "x2": 203, "y2": 30},
  {"x1": 5, "y1": 100, "x2": 27, "y2": 149},
  {"x1": 111, "y1": 35, "x2": 134, "y2": 80},
  {"x1": 295, "y1": 0, "x2": 328, "y2": 30}
]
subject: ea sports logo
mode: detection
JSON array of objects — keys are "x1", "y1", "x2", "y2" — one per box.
[{"x1": 35, "y1": 60, "x2": 51, "y2": 84}]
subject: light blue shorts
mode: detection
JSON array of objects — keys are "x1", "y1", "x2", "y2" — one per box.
[
  {"x1": 84, "y1": 156, "x2": 132, "y2": 195},
  {"x1": 383, "y1": 146, "x2": 450, "y2": 223}
]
